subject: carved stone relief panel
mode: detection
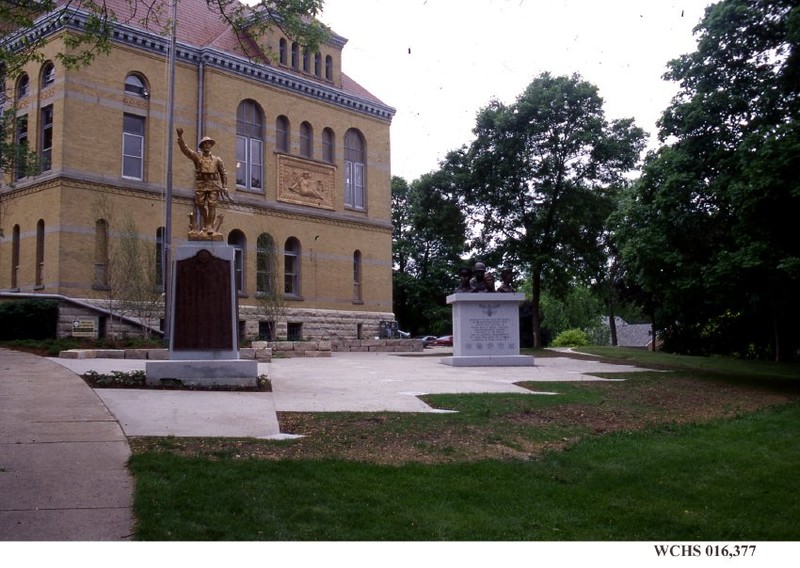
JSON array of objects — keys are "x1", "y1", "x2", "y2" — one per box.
[{"x1": 277, "y1": 154, "x2": 336, "y2": 210}]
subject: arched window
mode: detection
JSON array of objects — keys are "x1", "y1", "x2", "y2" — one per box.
[
  {"x1": 11, "y1": 225, "x2": 20, "y2": 289},
  {"x1": 284, "y1": 237, "x2": 300, "y2": 296},
  {"x1": 303, "y1": 48, "x2": 310, "y2": 73},
  {"x1": 276, "y1": 115, "x2": 290, "y2": 153},
  {"x1": 124, "y1": 73, "x2": 148, "y2": 97},
  {"x1": 41, "y1": 61, "x2": 55, "y2": 88},
  {"x1": 291, "y1": 42, "x2": 299, "y2": 69},
  {"x1": 353, "y1": 250, "x2": 362, "y2": 303},
  {"x1": 322, "y1": 127, "x2": 335, "y2": 163},
  {"x1": 314, "y1": 53, "x2": 321, "y2": 77},
  {"x1": 16, "y1": 73, "x2": 29, "y2": 99},
  {"x1": 344, "y1": 129, "x2": 366, "y2": 210},
  {"x1": 155, "y1": 227, "x2": 165, "y2": 289},
  {"x1": 228, "y1": 230, "x2": 246, "y2": 294},
  {"x1": 300, "y1": 121, "x2": 313, "y2": 158},
  {"x1": 325, "y1": 55, "x2": 333, "y2": 81},
  {"x1": 236, "y1": 100, "x2": 264, "y2": 190},
  {"x1": 35, "y1": 219, "x2": 45, "y2": 287},
  {"x1": 93, "y1": 219, "x2": 109, "y2": 289},
  {"x1": 279, "y1": 38, "x2": 287, "y2": 65},
  {"x1": 256, "y1": 233, "x2": 275, "y2": 295}
]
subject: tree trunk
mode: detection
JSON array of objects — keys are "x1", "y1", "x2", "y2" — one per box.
[
  {"x1": 772, "y1": 306, "x2": 782, "y2": 363},
  {"x1": 607, "y1": 300, "x2": 618, "y2": 346},
  {"x1": 531, "y1": 271, "x2": 543, "y2": 348},
  {"x1": 649, "y1": 309, "x2": 657, "y2": 352}
]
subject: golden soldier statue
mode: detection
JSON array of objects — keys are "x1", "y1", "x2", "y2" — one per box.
[{"x1": 176, "y1": 127, "x2": 230, "y2": 240}]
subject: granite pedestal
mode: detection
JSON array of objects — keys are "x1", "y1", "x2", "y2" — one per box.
[{"x1": 441, "y1": 292, "x2": 534, "y2": 367}]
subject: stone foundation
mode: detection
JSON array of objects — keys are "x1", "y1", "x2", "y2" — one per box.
[{"x1": 59, "y1": 338, "x2": 423, "y2": 361}]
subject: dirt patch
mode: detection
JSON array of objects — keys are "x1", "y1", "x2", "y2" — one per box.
[{"x1": 130, "y1": 360, "x2": 799, "y2": 464}]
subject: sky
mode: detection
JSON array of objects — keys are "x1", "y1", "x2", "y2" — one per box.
[{"x1": 318, "y1": 0, "x2": 715, "y2": 182}]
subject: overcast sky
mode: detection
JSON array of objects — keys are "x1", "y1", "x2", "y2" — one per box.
[{"x1": 319, "y1": 0, "x2": 714, "y2": 181}]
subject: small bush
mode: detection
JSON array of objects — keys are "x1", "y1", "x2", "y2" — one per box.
[
  {"x1": 551, "y1": 328, "x2": 590, "y2": 347},
  {"x1": 0, "y1": 300, "x2": 59, "y2": 340}
]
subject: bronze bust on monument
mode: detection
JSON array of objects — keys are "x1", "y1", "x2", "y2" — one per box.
[{"x1": 176, "y1": 127, "x2": 231, "y2": 240}]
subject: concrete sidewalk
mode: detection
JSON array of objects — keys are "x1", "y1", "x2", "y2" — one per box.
[
  {"x1": 1, "y1": 347, "x2": 643, "y2": 541},
  {"x1": 0, "y1": 349, "x2": 134, "y2": 541}
]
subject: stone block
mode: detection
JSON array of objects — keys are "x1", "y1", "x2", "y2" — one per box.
[
  {"x1": 147, "y1": 349, "x2": 170, "y2": 360},
  {"x1": 124, "y1": 349, "x2": 149, "y2": 359},
  {"x1": 94, "y1": 349, "x2": 126, "y2": 359},
  {"x1": 239, "y1": 348, "x2": 255, "y2": 359},
  {"x1": 145, "y1": 359, "x2": 258, "y2": 388},
  {"x1": 59, "y1": 350, "x2": 93, "y2": 359}
]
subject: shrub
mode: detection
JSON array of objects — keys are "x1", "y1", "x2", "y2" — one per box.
[
  {"x1": 551, "y1": 328, "x2": 590, "y2": 347},
  {"x1": 0, "y1": 300, "x2": 59, "y2": 340}
]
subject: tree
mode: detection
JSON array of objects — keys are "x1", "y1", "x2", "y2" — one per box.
[
  {"x1": 1, "y1": 0, "x2": 329, "y2": 78},
  {"x1": 614, "y1": 0, "x2": 800, "y2": 360},
  {"x1": 448, "y1": 73, "x2": 645, "y2": 347},
  {"x1": 392, "y1": 174, "x2": 467, "y2": 335},
  {"x1": 109, "y1": 211, "x2": 163, "y2": 339}
]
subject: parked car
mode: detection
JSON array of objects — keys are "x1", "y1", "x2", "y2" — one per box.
[{"x1": 428, "y1": 335, "x2": 453, "y2": 347}]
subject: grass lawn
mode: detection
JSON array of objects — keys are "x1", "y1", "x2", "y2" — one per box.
[{"x1": 128, "y1": 348, "x2": 800, "y2": 541}]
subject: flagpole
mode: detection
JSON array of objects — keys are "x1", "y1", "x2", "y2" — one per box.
[{"x1": 163, "y1": 0, "x2": 178, "y2": 346}]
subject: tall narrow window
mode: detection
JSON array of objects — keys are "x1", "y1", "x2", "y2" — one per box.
[
  {"x1": 314, "y1": 53, "x2": 321, "y2": 77},
  {"x1": 284, "y1": 237, "x2": 300, "y2": 296},
  {"x1": 303, "y1": 48, "x2": 310, "y2": 72},
  {"x1": 41, "y1": 62, "x2": 55, "y2": 88},
  {"x1": 276, "y1": 115, "x2": 290, "y2": 153},
  {"x1": 236, "y1": 100, "x2": 264, "y2": 190},
  {"x1": 228, "y1": 230, "x2": 246, "y2": 294},
  {"x1": 344, "y1": 129, "x2": 366, "y2": 210},
  {"x1": 40, "y1": 105, "x2": 53, "y2": 171},
  {"x1": 322, "y1": 127, "x2": 335, "y2": 163},
  {"x1": 353, "y1": 250, "x2": 362, "y2": 303},
  {"x1": 94, "y1": 219, "x2": 109, "y2": 289},
  {"x1": 11, "y1": 225, "x2": 20, "y2": 289},
  {"x1": 122, "y1": 113, "x2": 145, "y2": 179},
  {"x1": 279, "y1": 38, "x2": 287, "y2": 65},
  {"x1": 291, "y1": 42, "x2": 299, "y2": 69},
  {"x1": 155, "y1": 227, "x2": 165, "y2": 290},
  {"x1": 15, "y1": 115, "x2": 28, "y2": 180},
  {"x1": 325, "y1": 55, "x2": 333, "y2": 81},
  {"x1": 35, "y1": 219, "x2": 45, "y2": 287},
  {"x1": 300, "y1": 121, "x2": 313, "y2": 158},
  {"x1": 256, "y1": 233, "x2": 275, "y2": 295}
]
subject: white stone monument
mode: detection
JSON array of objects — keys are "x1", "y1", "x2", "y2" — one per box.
[{"x1": 441, "y1": 292, "x2": 534, "y2": 367}]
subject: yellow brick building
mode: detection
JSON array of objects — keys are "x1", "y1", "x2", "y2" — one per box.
[{"x1": 0, "y1": 1, "x2": 396, "y2": 341}]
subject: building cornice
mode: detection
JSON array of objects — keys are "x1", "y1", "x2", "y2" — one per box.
[{"x1": 6, "y1": 7, "x2": 395, "y2": 123}]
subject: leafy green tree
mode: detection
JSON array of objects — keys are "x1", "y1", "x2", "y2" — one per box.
[
  {"x1": 392, "y1": 174, "x2": 467, "y2": 335},
  {"x1": 614, "y1": 0, "x2": 800, "y2": 360},
  {"x1": 447, "y1": 73, "x2": 645, "y2": 347}
]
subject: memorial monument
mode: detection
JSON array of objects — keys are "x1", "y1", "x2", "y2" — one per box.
[
  {"x1": 441, "y1": 263, "x2": 534, "y2": 367},
  {"x1": 145, "y1": 128, "x2": 258, "y2": 387}
]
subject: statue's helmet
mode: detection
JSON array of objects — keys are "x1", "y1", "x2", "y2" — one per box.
[
  {"x1": 473, "y1": 262, "x2": 486, "y2": 272},
  {"x1": 199, "y1": 136, "x2": 216, "y2": 148}
]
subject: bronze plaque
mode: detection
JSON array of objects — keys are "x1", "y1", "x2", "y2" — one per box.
[{"x1": 172, "y1": 249, "x2": 233, "y2": 350}]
